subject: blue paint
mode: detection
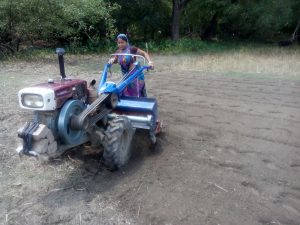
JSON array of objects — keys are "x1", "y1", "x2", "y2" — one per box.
[
  {"x1": 98, "y1": 63, "x2": 151, "y2": 95},
  {"x1": 115, "y1": 97, "x2": 158, "y2": 129},
  {"x1": 98, "y1": 63, "x2": 111, "y2": 92},
  {"x1": 98, "y1": 81, "x2": 117, "y2": 94},
  {"x1": 97, "y1": 61, "x2": 157, "y2": 132}
]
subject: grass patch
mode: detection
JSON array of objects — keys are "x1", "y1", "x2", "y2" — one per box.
[
  {"x1": 146, "y1": 39, "x2": 264, "y2": 54},
  {"x1": 1, "y1": 39, "x2": 299, "y2": 80},
  {"x1": 164, "y1": 46, "x2": 300, "y2": 79},
  {"x1": 0, "y1": 48, "x2": 56, "y2": 62},
  {"x1": 1, "y1": 39, "x2": 292, "y2": 62}
]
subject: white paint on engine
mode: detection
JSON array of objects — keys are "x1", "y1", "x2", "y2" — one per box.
[{"x1": 18, "y1": 87, "x2": 56, "y2": 111}]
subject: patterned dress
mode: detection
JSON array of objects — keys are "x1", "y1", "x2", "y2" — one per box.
[{"x1": 117, "y1": 45, "x2": 147, "y2": 97}]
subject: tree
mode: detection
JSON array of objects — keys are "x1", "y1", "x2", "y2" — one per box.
[
  {"x1": 0, "y1": 0, "x2": 118, "y2": 51},
  {"x1": 171, "y1": 0, "x2": 192, "y2": 40},
  {"x1": 181, "y1": 0, "x2": 300, "y2": 42},
  {"x1": 111, "y1": 0, "x2": 171, "y2": 40}
]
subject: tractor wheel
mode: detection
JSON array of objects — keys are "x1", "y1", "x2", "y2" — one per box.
[
  {"x1": 105, "y1": 93, "x2": 118, "y2": 109},
  {"x1": 102, "y1": 116, "x2": 134, "y2": 170}
]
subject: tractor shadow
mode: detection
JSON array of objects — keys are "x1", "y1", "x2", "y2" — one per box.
[{"x1": 40, "y1": 129, "x2": 165, "y2": 209}]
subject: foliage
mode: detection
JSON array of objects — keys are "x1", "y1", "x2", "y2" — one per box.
[
  {"x1": 0, "y1": 0, "x2": 299, "y2": 57},
  {"x1": 0, "y1": 0, "x2": 118, "y2": 51},
  {"x1": 182, "y1": 0, "x2": 300, "y2": 41},
  {"x1": 110, "y1": 0, "x2": 171, "y2": 40}
]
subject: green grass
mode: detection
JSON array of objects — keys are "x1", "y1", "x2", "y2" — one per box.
[
  {"x1": 145, "y1": 39, "x2": 291, "y2": 55},
  {"x1": 147, "y1": 39, "x2": 252, "y2": 54},
  {"x1": 0, "y1": 48, "x2": 55, "y2": 62}
]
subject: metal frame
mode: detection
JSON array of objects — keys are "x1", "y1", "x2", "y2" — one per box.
[
  {"x1": 97, "y1": 55, "x2": 158, "y2": 141},
  {"x1": 98, "y1": 54, "x2": 151, "y2": 94}
]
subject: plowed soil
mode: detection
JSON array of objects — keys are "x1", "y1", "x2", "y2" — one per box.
[{"x1": 0, "y1": 52, "x2": 300, "y2": 225}]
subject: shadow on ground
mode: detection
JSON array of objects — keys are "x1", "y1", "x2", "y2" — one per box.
[{"x1": 40, "y1": 130, "x2": 164, "y2": 212}]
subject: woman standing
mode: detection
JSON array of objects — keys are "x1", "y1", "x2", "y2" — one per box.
[{"x1": 109, "y1": 34, "x2": 154, "y2": 97}]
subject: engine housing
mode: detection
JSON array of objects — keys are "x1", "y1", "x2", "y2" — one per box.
[{"x1": 18, "y1": 79, "x2": 88, "y2": 111}]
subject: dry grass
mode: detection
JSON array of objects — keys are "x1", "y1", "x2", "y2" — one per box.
[{"x1": 155, "y1": 47, "x2": 300, "y2": 79}]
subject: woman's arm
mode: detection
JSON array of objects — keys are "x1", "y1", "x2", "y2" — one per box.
[
  {"x1": 136, "y1": 48, "x2": 154, "y2": 69},
  {"x1": 108, "y1": 55, "x2": 118, "y2": 64}
]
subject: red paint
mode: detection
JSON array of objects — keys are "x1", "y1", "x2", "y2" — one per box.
[{"x1": 34, "y1": 79, "x2": 88, "y2": 108}]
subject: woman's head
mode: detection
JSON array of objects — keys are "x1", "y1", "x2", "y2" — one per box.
[{"x1": 117, "y1": 34, "x2": 128, "y2": 50}]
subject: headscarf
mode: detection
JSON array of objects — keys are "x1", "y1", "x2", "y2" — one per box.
[
  {"x1": 116, "y1": 33, "x2": 134, "y2": 74},
  {"x1": 117, "y1": 34, "x2": 129, "y2": 44}
]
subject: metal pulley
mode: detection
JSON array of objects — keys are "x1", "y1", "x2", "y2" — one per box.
[{"x1": 58, "y1": 100, "x2": 88, "y2": 145}]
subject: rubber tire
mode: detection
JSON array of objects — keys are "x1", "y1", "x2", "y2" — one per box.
[
  {"x1": 105, "y1": 93, "x2": 118, "y2": 109},
  {"x1": 102, "y1": 116, "x2": 134, "y2": 170}
]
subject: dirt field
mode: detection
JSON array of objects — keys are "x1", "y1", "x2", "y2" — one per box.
[{"x1": 0, "y1": 49, "x2": 300, "y2": 225}]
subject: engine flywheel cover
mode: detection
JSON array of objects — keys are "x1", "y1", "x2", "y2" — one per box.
[{"x1": 58, "y1": 100, "x2": 87, "y2": 145}]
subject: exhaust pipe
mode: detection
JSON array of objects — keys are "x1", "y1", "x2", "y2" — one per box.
[{"x1": 56, "y1": 48, "x2": 66, "y2": 79}]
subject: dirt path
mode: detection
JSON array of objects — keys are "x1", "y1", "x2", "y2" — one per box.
[{"x1": 0, "y1": 55, "x2": 300, "y2": 225}]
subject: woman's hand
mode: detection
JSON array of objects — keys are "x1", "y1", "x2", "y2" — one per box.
[
  {"x1": 148, "y1": 61, "x2": 154, "y2": 70},
  {"x1": 108, "y1": 57, "x2": 117, "y2": 64},
  {"x1": 136, "y1": 48, "x2": 154, "y2": 69}
]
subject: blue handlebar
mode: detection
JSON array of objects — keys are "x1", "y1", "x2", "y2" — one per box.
[
  {"x1": 98, "y1": 64, "x2": 151, "y2": 94},
  {"x1": 99, "y1": 63, "x2": 111, "y2": 89}
]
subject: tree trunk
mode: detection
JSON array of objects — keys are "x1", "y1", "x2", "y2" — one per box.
[
  {"x1": 201, "y1": 12, "x2": 218, "y2": 40},
  {"x1": 171, "y1": 0, "x2": 192, "y2": 40},
  {"x1": 171, "y1": 0, "x2": 181, "y2": 40}
]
